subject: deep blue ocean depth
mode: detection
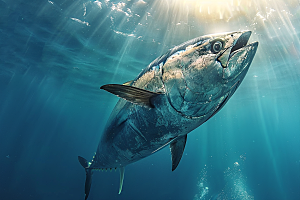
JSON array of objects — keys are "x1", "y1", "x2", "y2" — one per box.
[{"x1": 1, "y1": 0, "x2": 300, "y2": 199}]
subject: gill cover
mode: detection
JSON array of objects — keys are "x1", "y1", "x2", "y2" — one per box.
[{"x1": 161, "y1": 31, "x2": 257, "y2": 118}]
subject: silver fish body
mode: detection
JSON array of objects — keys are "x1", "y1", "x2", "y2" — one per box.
[{"x1": 78, "y1": 30, "x2": 258, "y2": 199}]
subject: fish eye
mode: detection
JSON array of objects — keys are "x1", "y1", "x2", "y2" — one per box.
[{"x1": 211, "y1": 41, "x2": 223, "y2": 53}]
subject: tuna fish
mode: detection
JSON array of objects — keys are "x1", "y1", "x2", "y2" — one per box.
[{"x1": 78, "y1": 30, "x2": 258, "y2": 199}]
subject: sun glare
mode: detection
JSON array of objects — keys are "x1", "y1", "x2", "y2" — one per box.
[{"x1": 172, "y1": 0, "x2": 253, "y2": 21}]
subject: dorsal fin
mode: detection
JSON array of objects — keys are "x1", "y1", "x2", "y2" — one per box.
[
  {"x1": 170, "y1": 135, "x2": 187, "y2": 171},
  {"x1": 100, "y1": 84, "x2": 162, "y2": 108}
]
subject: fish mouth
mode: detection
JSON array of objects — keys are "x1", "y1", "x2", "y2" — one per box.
[
  {"x1": 229, "y1": 31, "x2": 258, "y2": 59},
  {"x1": 221, "y1": 31, "x2": 259, "y2": 80},
  {"x1": 230, "y1": 31, "x2": 252, "y2": 54},
  {"x1": 218, "y1": 31, "x2": 258, "y2": 68}
]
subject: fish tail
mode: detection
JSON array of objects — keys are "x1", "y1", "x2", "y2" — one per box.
[{"x1": 78, "y1": 156, "x2": 93, "y2": 200}]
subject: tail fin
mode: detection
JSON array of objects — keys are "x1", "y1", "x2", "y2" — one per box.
[{"x1": 78, "y1": 156, "x2": 93, "y2": 200}]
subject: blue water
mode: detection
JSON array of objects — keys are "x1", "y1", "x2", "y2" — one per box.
[{"x1": 1, "y1": 0, "x2": 300, "y2": 199}]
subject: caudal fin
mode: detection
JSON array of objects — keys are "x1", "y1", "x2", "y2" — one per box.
[{"x1": 78, "y1": 156, "x2": 93, "y2": 200}]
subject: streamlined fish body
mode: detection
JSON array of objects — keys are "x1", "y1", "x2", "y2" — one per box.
[{"x1": 79, "y1": 31, "x2": 258, "y2": 199}]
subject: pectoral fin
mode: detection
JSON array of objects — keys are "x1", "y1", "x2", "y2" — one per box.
[
  {"x1": 170, "y1": 135, "x2": 187, "y2": 171},
  {"x1": 100, "y1": 84, "x2": 162, "y2": 108},
  {"x1": 123, "y1": 80, "x2": 134, "y2": 86}
]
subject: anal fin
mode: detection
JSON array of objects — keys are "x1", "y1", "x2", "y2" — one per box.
[
  {"x1": 119, "y1": 167, "x2": 125, "y2": 194},
  {"x1": 170, "y1": 135, "x2": 187, "y2": 171}
]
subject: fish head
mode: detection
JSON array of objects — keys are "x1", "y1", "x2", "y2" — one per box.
[{"x1": 162, "y1": 31, "x2": 258, "y2": 118}]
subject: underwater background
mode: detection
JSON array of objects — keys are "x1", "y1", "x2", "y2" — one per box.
[{"x1": 1, "y1": 0, "x2": 300, "y2": 199}]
